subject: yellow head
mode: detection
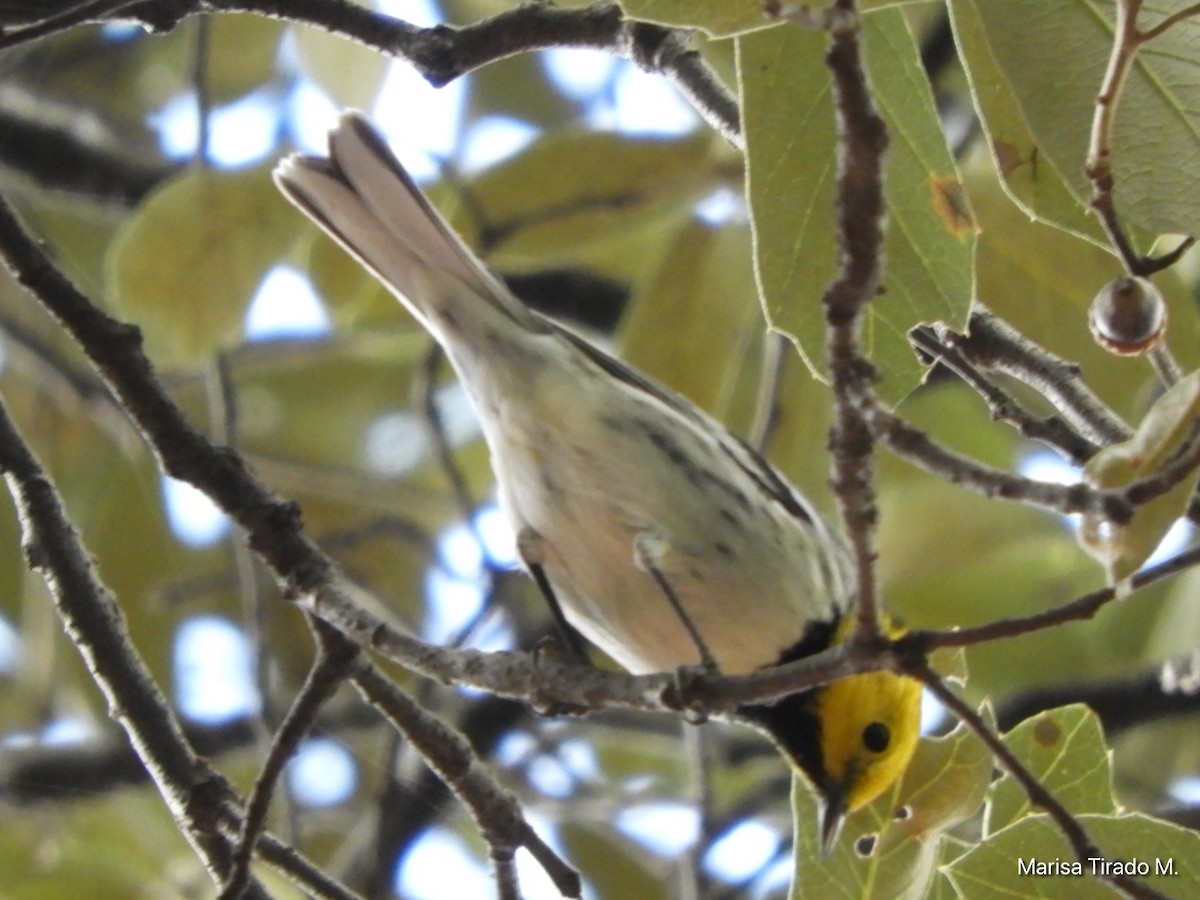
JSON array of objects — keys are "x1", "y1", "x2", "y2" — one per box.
[
  {"x1": 740, "y1": 615, "x2": 922, "y2": 852},
  {"x1": 811, "y1": 664, "x2": 922, "y2": 848}
]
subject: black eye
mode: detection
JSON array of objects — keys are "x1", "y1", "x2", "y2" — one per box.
[{"x1": 862, "y1": 721, "x2": 890, "y2": 753}]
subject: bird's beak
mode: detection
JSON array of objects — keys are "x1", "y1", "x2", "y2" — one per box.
[{"x1": 818, "y1": 786, "x2": 847, "y2": 856}]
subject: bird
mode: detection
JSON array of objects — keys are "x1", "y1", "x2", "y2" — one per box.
[{"x1": 274, "y1": 111, "x2": 922, "y2": 852}]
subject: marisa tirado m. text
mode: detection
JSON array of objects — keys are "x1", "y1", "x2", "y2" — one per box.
[{"x1": 1018, "y1": 857, "x2": 1177, "y2": 877}]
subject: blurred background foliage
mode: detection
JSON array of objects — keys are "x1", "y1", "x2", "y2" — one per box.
[{"x1": 2, "y1": 1, "x2": 1200, "y2": 898}]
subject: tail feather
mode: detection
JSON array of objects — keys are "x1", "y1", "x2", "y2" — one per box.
[{"x1": 274, "y1": 111, "x2": 544, "y2": 338}]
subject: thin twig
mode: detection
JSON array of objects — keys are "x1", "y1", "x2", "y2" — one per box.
[
  {"x1": 221, "y1": 0, "x2": 742, "y2": 147},
  {"x1": 950, "y1": 307, "x2": 1133, "y2": 445},
  {"x1": 1147, "y1": 342, "x2": 1182, "y2": 387},
  {"x1": 909, "y1": 324, "x2": 1101, "y2": 464},
  {"x1": 301, "y1": 566, "x2": 939, "y2": 725},
  {"x1": 0, "y1": 393, "x2": 269, "y2": 897},
  {"x1": 869, "y1": 405, "x2": 1121, "y2": 518},
  {"x1": 490, "y1": 845, "x2": 520, "y2": 900},
  {"x1": 206, "y1": 355, "x2": 278, "y2": 768},
  {"x1": 877, "y1": 399, "x2": 1200, "y2": 524},
  {"x1": 1086, "y1": 0, "x2": 1144, "y2": 273},
  {"x1": 680, "y1": 723, "x2": 713, "y2": 900},
  {"x1": 1141, "y1": 236, "x2": 1196, "y2": 275},
  {"x1": 249, "y1": 830, "x2": 368, "y2": 900},
  {"x1": 786, "y1": 0, "x2": 889, "y2": 638},
  {"x1": 413, "y1": 345, "x2": 478, "y2": 529},
  {"x1": 910, "y1": 542, "x2": 1200, "y2": 652},
  {"x1": 193, "y1": 11, "x2": 213, "y2": 167},
  {"x1": 353, "y1": 663, "x2": 583, "y2": 899},
  {"x1": 1085, "y1": 0, "x2": 1199, "y2": 277},
  {"x1": 1123, "y1": 418, "x2": 1200, "y2": 507},
  {"x1": 0, "y1": 0, "x2": 143, "y2": 47},
  {"x1": 1140, "y1": 1, "x2": 1200, "y2": 41},
  {"x1": 221, "y1": 620, "x2": 363, "y2": 900}
]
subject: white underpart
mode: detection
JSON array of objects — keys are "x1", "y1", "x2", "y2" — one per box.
[{"x1": 275, "y1": 113, "x2": 852, "y2": 675}]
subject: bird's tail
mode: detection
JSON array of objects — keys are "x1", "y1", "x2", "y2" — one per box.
[{"x1": 273, "y1": 111, "x2": 547, "y2": 343}]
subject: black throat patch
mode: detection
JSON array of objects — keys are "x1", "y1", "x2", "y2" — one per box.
[{"x1": 736, "y1": 615, "x2": 842, "y2": 791}]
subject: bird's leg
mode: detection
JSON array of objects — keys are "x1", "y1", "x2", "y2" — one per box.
[
  {"x1": 634, "y1": 532, "x2": 718, "y2": 725},
  {"x1": 634, "y1": 531, "x2": 719, "y2": 674},
  {"x1": 517, "y1": 526, "x2": 588, "y2": 661}
]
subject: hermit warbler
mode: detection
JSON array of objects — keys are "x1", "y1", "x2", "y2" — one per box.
[{"x1": 275, "y1": 112, "x2": 922, "y2": 850}]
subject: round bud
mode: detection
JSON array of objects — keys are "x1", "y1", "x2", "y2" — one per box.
[{"x1": 1088, "y1": 275, "x2": 1167, "y2": 355}]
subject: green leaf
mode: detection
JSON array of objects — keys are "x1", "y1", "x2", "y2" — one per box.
[
  {"x1": 106, "y1": 166, "x2": 302, "y2": 368},
  {"x1": 1081, "y1": 368, "x2": 1200, "y2": 582},
  {"x1": 788, "y1": 719, "x2": 991, "y2": 899},
  {"x1": 459, "y1": 130, "x2": 718, "y2": 274},
  {"x1": 740, "y1": 12, "x2": 973, "y2": 401},
  {"x1": 945, "y1": 812, "x2": 1200, "y2": 899},
  {"x1": 620, "y1": 0, "x2": 774, "y2": 37},
  {"x1": 987, "y1": 705, "x2": 1117, "y2": 836},
  {"x1": 929, "y1": 646, "x2": 970, "y2": 686},
  {"x1": 558, "y1": 822, "x2": 667, "y2": 900},
  {"x1": 0, "y1": 790, "x2": 204, "y2": 897},
  {"x1": 292, "y1": 22, "x2": 389, "y2": 109},
  {"x1": 965, "y1": 0, "x2": 1200, "y2": 236},
  {"x1": 949, "y1": 0, "x2": 1104, "y2": 243},
  {"x1": 621, "y1": 0, "x2": 931, "y2": 36},
  {"x1": 619, "y1": 218, "x2": 762, "y2": 417},
  {"x1": 889, "y1": 715, "x2": 992, "y2": 843},
  {"x1": 205, "y1": 14, "x2": 286, "y2": 104}
]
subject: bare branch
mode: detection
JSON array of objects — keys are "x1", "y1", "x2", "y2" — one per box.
[
  {"x1": 766, "y1": 0, "x2": 889, "y2": 636},
  {"x1": 1085, "y1": 0, "x2": 1197, "y2": 277},
  {"x1": 301, "y1": 573, "x2": 908, "y2": 719},
  {"x1": 953, "y1": 307, "x2": 1132, "y2": 446},
  {"x1": 1139, "y1": 2, "x2": 1200, "y2": 41},
  {"x1": 354, "y1": 662, "x2": 582, "y2": 899},
  {"x1": 221, "y1": 620, "x2": 364, "y2": 900},
  {"x1": 909, "y1": 323, "x2": 1101, "y2": 464},
  {"x1": 0, "y1": 187, "x2": 339, "y2": 596},
  {"x1": 0, "y1": 393, "x2": 266, "y2": 896},
  {"x1": 206, "y1": 0, "x2": 743, "y2": 147},
  {"x1": 870, "y1": 404, "x2": 1125, "y2": 518},
  {"x1": 819, "y1": 1, "x2": 889, "y2": 638},
  {"x1": 0, "y1": 0, "x2": 145, "y2": 46},
  {"x1": 910, "y1": 543, "x2": 1200, "y2": 651},
  {"x1": 2, "y1": 2, "x2": 740, "y2": 147},
  {"x1": 249, "y1": 832, "x2": 367, "y2": 900}
]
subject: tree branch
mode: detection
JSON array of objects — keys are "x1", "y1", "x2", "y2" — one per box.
[
  {"x1": 0, "y1": 392, "x2": 268, "y2": 897},
  {"x1": 353, "y1": 662, "x2": 582, "y2": 899},
  {"x1": 768, "y1": 0, "x2": 889, "y2": 637},
  {"x1": 949, "y1": 306, "x2": 1132, "y2": 446},
  {"x1": 909, "y1": 323, "x2": 1101, "y2": 464}
]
